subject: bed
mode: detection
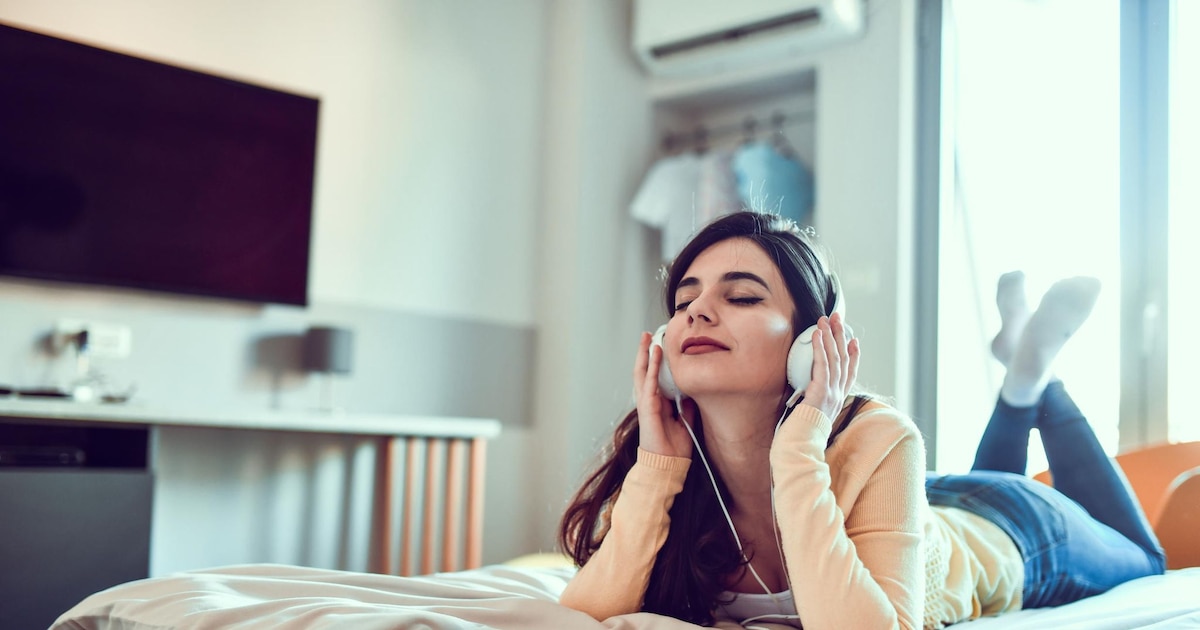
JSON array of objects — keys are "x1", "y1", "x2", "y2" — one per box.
[
  {"x1": 51, "y1": 441, "x2": 1200, "y2": 630},
  {"x1": 50, "y1": 562, "x2": 1200, "y2": 629}
]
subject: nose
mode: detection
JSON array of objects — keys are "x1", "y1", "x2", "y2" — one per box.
[{"x1": 685, "y1": 290, "x2": 716, "y2": 325}]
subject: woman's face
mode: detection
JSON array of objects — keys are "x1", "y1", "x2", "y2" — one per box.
[{"x1": 665, "y1": 237, "x2": 796, "y2": 400}]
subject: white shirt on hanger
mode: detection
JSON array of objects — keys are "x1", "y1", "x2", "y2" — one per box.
[{"x1": 629, "y1": 152, "x2": 701, "y2": 260}]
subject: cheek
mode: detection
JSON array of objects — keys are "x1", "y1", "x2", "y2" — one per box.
[
  {"x1": 752, "y1": 314, "x2": 794, "y2": 373},
  {"x1": 669, "y1": 314, "x2": 793, "y2": 368},
  {"x1": 764, "y1": 314, "x2": 792, "y2": 342}
]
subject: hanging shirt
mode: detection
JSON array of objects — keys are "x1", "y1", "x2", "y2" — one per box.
[
  {"x1": 629, "y1": 152, "x2": 701, "y2": 261},
  {"x1": 696, "y1": 148, "x2": 743, "y2": 230},
  {"x1": 733, "y1": 141, "x2": 814, "y2": 226}
]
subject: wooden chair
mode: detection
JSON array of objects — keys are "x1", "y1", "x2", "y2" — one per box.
[{"x1": 1034, "y1": 441, "x2": 1200, "y2": 569}]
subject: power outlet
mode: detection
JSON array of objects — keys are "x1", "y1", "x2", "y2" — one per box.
[{"x1": 55, "y1": 319, "x2": 133, "y2": 359}]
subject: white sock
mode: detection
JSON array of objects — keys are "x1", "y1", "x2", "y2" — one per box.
[
  {"x1": 1000, "y1": 276, "x2": 1101, "y2": 407},
  {"x1": 991, "y1": 271, "x2": 1030, "y2": 367}
]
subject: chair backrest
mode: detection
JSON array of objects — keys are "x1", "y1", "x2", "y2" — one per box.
[
  {"x1": 1033, "y1": 441, "x2": 1200, "y2": 526},
  {"x1": 1034, "y1": 440, "x2": 1200, "y2": 569},
  {"x1": 1156, "y1": 468, "x2": 1200, "y2": 570}
]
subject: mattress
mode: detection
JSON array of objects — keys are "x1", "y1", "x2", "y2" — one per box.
[{"x1": 51, "y1": 563, "x2": 1200, "y2": 629}]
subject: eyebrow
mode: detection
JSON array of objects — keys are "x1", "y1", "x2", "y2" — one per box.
[{"x1": 676, "y1": 271, "x2": 772, "y2": 292}]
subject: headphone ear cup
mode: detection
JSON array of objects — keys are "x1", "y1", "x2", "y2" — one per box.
[
  {"x1": 787, "y1": 324, "x2": 819, "y2": 394},
  {"x1": 651, "y1": 324, "x2": 681, "y2": 400}
]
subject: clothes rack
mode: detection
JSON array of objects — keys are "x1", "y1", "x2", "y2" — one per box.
[{"x1": 660, "y1": 110, "x2": 813, "y2": 154}]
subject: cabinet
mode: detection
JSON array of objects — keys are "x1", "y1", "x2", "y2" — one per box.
[
  {"x1": 0, "y1": 421, "x2": 152, "y2": 630},
  {"x1": 0, "y1": 398, "x2": 502, "y2": 627}
]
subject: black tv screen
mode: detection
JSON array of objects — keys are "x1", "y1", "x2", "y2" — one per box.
[{"x1": 0, "y1": 22, "x2": 318, "y2": 306}]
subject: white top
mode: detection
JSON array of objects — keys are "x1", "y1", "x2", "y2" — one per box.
[{"x1": 717, "y1": 589, "x2": 802, "y2": 628}]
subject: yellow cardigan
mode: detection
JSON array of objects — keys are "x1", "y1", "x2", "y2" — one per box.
[{"x1": 559, "y1": 404, "x2": 1023, "y2": 630}]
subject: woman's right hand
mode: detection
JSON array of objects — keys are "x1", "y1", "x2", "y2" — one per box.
[{"x1": 635, "y1": 331, "x2": 695, "y2": 459}]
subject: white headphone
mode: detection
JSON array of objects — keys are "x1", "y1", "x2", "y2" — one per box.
[{"x1": 651, "y1": 279, "x2": 850, "y2": 406}]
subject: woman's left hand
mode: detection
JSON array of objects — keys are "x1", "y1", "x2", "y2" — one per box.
[{"x1": 799, "y1": 312, "x2": 860, "y2": 422}]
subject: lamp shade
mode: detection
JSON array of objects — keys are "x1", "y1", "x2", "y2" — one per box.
[{"x1": 303, "y1": 326, "x2": 354, "y2": 375}]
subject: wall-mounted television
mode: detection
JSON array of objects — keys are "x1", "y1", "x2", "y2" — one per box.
[{"x1": 0, "y1": 22, "x2": 318, "y2": 306}]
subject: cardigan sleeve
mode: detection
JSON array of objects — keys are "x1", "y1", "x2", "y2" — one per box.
[
  {"x1": 558, "y1": 447, "x2": 691, "y2": 620},
  {"x1": 769, "y1": 405, "x2": 927, "y2": 630}
]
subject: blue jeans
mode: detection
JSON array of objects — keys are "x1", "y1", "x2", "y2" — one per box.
[{"x1": 925, "y1": 381, "x2": 1166, "y2": 608}]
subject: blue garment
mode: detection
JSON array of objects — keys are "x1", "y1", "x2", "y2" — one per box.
[
  {"x1": 925, "y1": 381, "x2": 1165, "y2": 608},
  {"x1": 732, "y1": 142, "x2": 813, "y2": 225}
]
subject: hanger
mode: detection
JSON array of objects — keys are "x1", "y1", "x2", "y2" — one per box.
[
  {"x1": 742, "y1": 116, "x2": 758, "y2": 145},
  {"x1": 691, "y1": 125, "x2": 709, "y2": 155},
  {"x1": 770, "y1": 111, "x2": 798, "y2": 159}
]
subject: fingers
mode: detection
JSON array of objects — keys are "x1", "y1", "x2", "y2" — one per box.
[
  {"x1": 845, "y1": 336, "x2": 861, "y2": 392},
  {"x1": 823, "y1": 316, "x2": 842, "y2": 386},
  {"x1": 827, "y1": 313, "x2": 859, "y2": 395},
  {"x1": 810, "y1": 321, "x2": 828, "y2": 386},
  {"x1": 645, "y1": 340, "x2": 662, "y2": 394},
  {"x1": 831, "y1": 313, "x2": 851, "y2": 389},
  {"x1": 634, "y1": 331, "x2": 650, "y2": 380},
  {"x1": 810, "y1": 317, "x2": 839, "y2": 383},
  {"x1": 831, "y1": 311, "x2": 850, "y2": 367},
  {"x1": 809, "y1": 315, "x2": 853, "y2": 395},
  {"x1": 633, "y1": 332, "x2": 659, "y2": 403}
]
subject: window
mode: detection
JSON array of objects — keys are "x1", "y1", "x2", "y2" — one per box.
[
  {"x1": 1168, "y1": 0, "x2": 1199, "y2": 442},
  {"x1": 934, "y1": 0, "x2": 1122, "y2": 474},
  {"x1": 921, "y1": 0, "x2": 1199, "y2": 471}
]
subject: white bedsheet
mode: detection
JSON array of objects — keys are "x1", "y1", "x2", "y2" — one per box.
[{"x1": 52, "y1": 563, "x2": 1200, "y2": 630}]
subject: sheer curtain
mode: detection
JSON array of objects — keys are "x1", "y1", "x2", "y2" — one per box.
[
  {"x1": 1169, "y1": 0, "x2": 1199, "y2": 443},
  {"x1": 936, "y1": 0, "x2": 1121, "y2": 474}
]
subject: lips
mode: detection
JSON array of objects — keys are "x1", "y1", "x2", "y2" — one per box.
[{"x1": 681, "y1": 336, "x2": 729, "y2": 354}]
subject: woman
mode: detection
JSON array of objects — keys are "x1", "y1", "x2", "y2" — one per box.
[{"x1": 557, "y1": 211, "x2": 1165, "y2": 629}]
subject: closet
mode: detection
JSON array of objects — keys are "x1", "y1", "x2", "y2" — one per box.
[
  {"x1": 633, "y1": 65, "x2": 819, "y2": 261},
  {"x1": 624, "y1": 0, "x2": 855, "y2": 261}
]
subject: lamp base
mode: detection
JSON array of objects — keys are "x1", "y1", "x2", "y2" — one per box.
[{"x1": 314, "y1": 373, "x2": 345, "y2": 414}]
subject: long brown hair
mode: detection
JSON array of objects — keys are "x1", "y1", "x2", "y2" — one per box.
[{"x1": 558, "y1": 211, "x2": 871, "y2": 625}]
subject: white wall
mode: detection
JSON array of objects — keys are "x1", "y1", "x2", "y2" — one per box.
[
  {"x1": 0, "y1": 0, "x2": 544, "y2": 324},
  {"x1": 0, "y1": 0, "x2": 548, "y2": 572},
  {"x1": 1, "y1": 0, "x2": 921, "y2": 570},
  {"x1": 816, "y1": 0, "x2": 918, "y2": 413},
  {"x1": 530, "y1": 0, "x2": 660, "y2": 552}
]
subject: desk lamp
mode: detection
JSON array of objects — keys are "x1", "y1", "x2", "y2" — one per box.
[{"x1": 303, "y1": 326, "x2": 354, "y2": 412}]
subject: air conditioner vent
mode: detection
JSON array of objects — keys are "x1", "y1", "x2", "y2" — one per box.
[
  {"x1": 633, "y1": 0, "x2": 865, "y2": 78},
  {"x1": 649, "y1": 9, "x2": 822, "y2": 61}
]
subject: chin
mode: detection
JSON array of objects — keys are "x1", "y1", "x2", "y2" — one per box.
[{"x1": 676, "y1": 382, "x2": 745, "y2": 399}]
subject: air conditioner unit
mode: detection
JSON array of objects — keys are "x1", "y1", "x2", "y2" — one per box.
[{"x1": 632, "y1": 0, "x2": 865, "y2": 77}]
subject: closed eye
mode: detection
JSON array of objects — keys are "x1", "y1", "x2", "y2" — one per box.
[
  {"x1": 730, "y1": 297, "x2": 763, "y2": 305},
  {"x1": 673, "y1": 301, "x2": 692, "y2": 312}
]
